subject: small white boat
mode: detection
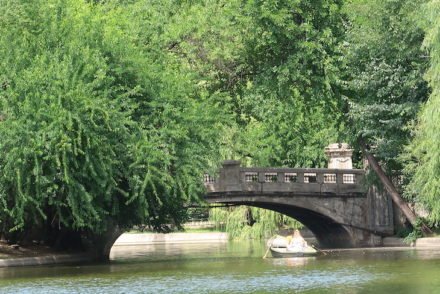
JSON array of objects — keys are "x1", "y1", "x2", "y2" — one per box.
[
  {"x1": 270, "y1": 246, "x2": 317, "y2": 258},
  {"x1": 267, "y1": 231, "x2": 318, "y2": 258}
]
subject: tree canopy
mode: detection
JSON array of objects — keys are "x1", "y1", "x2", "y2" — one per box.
[
  {"x1": 0, "y1": 0, "x2": 229, "y2": 244},
  {"x1": 403, "y1": 0, "x2": 440, "y2": 226},
  {"x1": 1, "y1": 0, "x2": 440, "y2": 249},
  {"x1": 344, "y1": 0, "x2": 429, "y2": 171}
]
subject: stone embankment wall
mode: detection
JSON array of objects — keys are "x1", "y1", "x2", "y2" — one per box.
[
  {"x1": 113, "y1": 232, "x2": 228, "y2": 246},
  {"x1": 382, "y1": 237, "x2": 440, "y2": 247},
  {"x1": 0, "y1": 253, "x2": 93, "y2": 267}
]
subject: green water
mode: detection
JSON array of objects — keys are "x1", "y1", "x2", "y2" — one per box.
[{"x1": 1, "y1": 242, "x2": 440, "y2": 293}]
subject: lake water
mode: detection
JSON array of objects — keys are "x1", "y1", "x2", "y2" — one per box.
[{"x1": 1, "y1": 241, "x2": 440, "y2": 293}]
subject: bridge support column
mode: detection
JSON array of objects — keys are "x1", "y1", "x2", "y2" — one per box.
[{"x1": 85, "y1": 221, "x2": 124, "y2": 260}]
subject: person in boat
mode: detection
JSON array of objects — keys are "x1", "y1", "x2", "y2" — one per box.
[{"x1": 287, "y1": 229, "x2": 308, "y2": 252}]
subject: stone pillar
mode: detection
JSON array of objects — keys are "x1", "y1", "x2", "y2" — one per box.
[
  {"x1": 219, "y1": 160, "x2": 241, "y2": 192},
  {"x1": 325, "y1": 143, "x2": 353, "y2": 169}
]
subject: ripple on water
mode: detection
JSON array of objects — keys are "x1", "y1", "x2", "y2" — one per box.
[{"x1": 0, "y1": 266, "x2": 386, "y2": 294}]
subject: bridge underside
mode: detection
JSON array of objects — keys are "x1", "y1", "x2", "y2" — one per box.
[
  {"x1": 216, "y1": 200, "x2": 358, "y2": 248},
  {"x1": 205, "y1": 192, "x2": 393, "y2": 248},
  {"x1": 249, "y1": 202, "x2": 355, "y2": 248}
]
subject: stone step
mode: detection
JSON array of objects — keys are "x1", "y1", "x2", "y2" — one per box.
[{"x1": 382, "y1": 237, "x2": 409, "y2": 247}]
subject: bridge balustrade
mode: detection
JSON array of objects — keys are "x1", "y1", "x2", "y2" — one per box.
[
  {"x1": 237, "y1": 168, "x2": 362, "y2": 184},
  {"x1": 204, "y1": 161, "x2": 365, "y2": 196}
]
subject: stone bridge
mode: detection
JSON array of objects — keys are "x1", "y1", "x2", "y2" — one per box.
[{"x1": 204, "y1": 147, "x2": 395, "y2": 248}]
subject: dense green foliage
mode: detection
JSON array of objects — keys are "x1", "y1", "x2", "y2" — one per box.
[
  {"x1": 198, "y1": 0, "x2": 348, "y2": 237},
  {"x1": 0, "y1": 0, "x2": 228, "y2": 244},
  {"x1": 345, "y1": 0, "x2": 440, "y2": 229},
  {"x1": 136, "y1": 0, "x2": 347, "y2": 168},
  {"x1": 1, "y1": 0, "x2": 440, "y2": 246},
  {"x1": 229, "y1": 0, "x2": 346, "y2": 167},
  {"x1": 344, "y1": 0, "x2": 429, "y2": 172},
  {"x1": 404, "y1": 0, "x2": 440, "y2": 226}
]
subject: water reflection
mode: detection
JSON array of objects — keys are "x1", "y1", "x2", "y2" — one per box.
[
  {"x1": 0, "y1": 242, "x2": 440, "y2": 294},
  {"x1": 0, "y1": 267, "x2": 381, "y2": 294},
  {"x1": 271, "y1": 256, "x2": 315, "y2": 267},
  {"x1": 111, "y1": 242, "x2": 229, "y2": 262}
]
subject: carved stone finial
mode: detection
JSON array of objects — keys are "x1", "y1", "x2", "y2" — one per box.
[{"x1": 325, "y1": 143, "x2": 353, "y2": 169}]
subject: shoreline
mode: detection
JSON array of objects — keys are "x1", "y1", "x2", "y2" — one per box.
[
  {"x1": 0, "y1": 253, "x2": 94, "y2": 267},
  {"x1": 1, "y1": 233, "x2": 440, "y2": 268}
]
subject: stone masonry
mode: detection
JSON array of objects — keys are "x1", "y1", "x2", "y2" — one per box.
[{"x1": 204, "y1": 144, "x2": 394, "y2": 248}]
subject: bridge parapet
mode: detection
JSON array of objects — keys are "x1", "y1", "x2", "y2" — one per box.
[{"x1": 204, "y1": 160, "x2": 365, "y2": 197}]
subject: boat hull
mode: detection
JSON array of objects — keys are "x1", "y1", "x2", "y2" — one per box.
[{"x1": 270, "y1": 247, "x2": 317, "y2": 258}]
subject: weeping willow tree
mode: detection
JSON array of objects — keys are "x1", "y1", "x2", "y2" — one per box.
[
  {"x1": 403, "y1": 0, "x2": 440, "y2": 228},
  {"x1": 0, "y1": 0, "x2": 353, "y2": 251},
  {"x1": 209, "y1": 207, "x2": 303, "y2": 240},
  {"x1": 0, "y1": 0, "x2": 228, "y2": 250}
]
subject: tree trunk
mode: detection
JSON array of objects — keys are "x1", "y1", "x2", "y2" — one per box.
[{"x1": 359, "y1": 140, "x2": 432, "y2": 236}]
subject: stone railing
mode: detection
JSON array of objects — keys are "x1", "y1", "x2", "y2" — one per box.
[{"x1": 204, "y1": 160, "x2": 365, "y2": 196}]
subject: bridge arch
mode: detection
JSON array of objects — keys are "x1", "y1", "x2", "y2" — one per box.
[
  {"x1": 204, "y1": 160, "x2": 395, "y2": 248},
  {"x1": 242, "y1": 202, "x2": 353, "y2": 248},
  {"x1": 206, "y1": 196, "x2": 358, "y2": 248}
]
